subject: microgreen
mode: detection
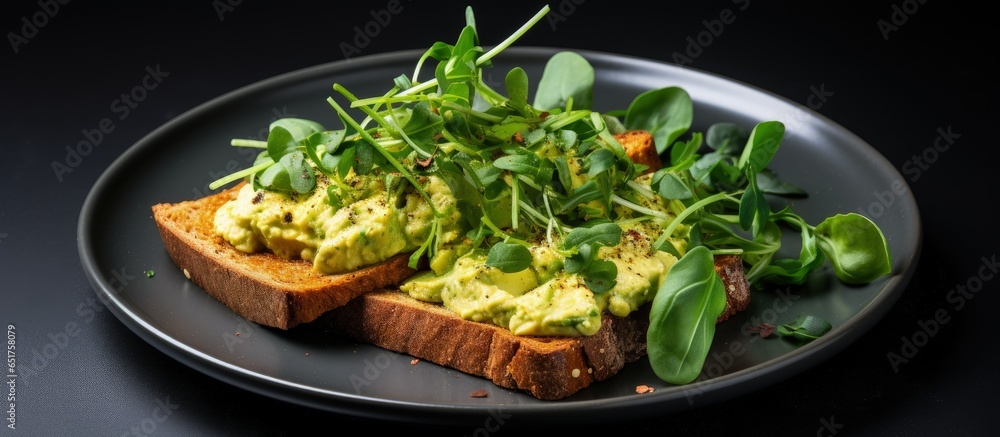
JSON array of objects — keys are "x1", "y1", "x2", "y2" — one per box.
[{"x1": 206, "y1": 4, "x2": 894, "y2": 388}]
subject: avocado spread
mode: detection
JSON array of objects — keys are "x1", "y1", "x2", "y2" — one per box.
[
  {"x1": 400, "y1": 220, "x2": 677, "y2": 336},
  {"x1": 214, "y1": 170, "x2": 467, "y2": 275}
]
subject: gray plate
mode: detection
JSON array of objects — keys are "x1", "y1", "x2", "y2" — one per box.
[{"x1": 77, "y1": 47, "x2": 921, "y2": 426}]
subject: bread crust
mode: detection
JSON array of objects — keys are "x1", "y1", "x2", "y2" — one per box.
[{"x1": 152, "y1": 183, "x2": 750, "y2": 399}]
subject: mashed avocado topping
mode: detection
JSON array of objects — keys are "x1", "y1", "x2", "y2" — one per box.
[
  {"x1": 215, "y1": 170, "x2": 466, "y2": 275},
  {"x1": 400, "y1": 220, "x2": 677, "y2": 336}
]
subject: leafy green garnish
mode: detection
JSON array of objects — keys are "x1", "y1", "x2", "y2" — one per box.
[
  {"x1": 205, "y1": 4, "x2": 894, "y2": 388},
  {"x1": 647, "y1": 246, "x2": 727, "y2": 384},
  {"x1": 485, "y1": 242, "x2": 533, "y2": 273}
]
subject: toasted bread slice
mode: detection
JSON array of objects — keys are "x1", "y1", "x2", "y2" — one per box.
[{"x1": 151, "y1": 183, "x2": 418, "y2": 330}]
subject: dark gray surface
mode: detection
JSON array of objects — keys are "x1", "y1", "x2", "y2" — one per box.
[{"x1": 2, "y1": 1, "x2": 995, "y2": 435}]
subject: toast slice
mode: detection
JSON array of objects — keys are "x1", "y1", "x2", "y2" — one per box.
[
  {"x1": 152, "y1": 182, "x2": 750, "y2": 400},
  {"x1": 317, "y1": 255, "x2": 748, "y2": 400},
  {"x1": 151, "y1": 183, "x2": 418, "y2": 330}
]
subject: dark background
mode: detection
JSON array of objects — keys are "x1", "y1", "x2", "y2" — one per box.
[{"x1": 1, "y1": 1, "x2": 995, "y2": 435}]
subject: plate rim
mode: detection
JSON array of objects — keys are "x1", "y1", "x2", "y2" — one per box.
[{"x1": 77, "y1": 46, "x2": 922, "y2": 425}]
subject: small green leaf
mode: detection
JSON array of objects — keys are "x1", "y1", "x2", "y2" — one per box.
[
  {"x1": 266, "y1": 126, "x2": 298, "y2": 162},
  {"x1": 533, "y1": 51, "x2": 594, "y2": 111},
  {"x1": 485, "y1": 242, "x2": 533, "y2": 273},
  {"x1": 563, "y1": 244, "x2": 593, "y2": 274},
  {"x1": 756, "y1": 168, "x2": 807, "y2": 197},
  {"x1": 738, "y1": 165, "x2": 769, "y2": 237},
  {"x1": 554, "y1": 155, "x2": 573, "y2": 193},
  {"x1": 561, "y1": 222, "x2": 622, "y2": 250},
  {"x1": 494, "y1": 153, "x2": 541, "y2": 175},
  {"x1": 669, "y1": 132, "x2": 702, "y2": 168},
  {"x1": 582, "y1": 259, "x2": 618, "y2": 293},
  {"x1": 737, "y1": 121, "x2": 785, "y2": 172},
  {"x1": 586, "y1": 148, "x2": 617, "y2": 178},
  {"x1": 336, "y1": 146, "x2": 356, "y2": 179},
  {"x1": 775, "y1": 314, "x2": 832, "y2": 341},
  {"x1": 624, "y1": 86, "x2": 693, "y2": 154},
  {"x1": 815, "y1": 213, "x2": 893, "y2": 284},
  {"x1": 401, "y1": 101, "x2": 444, "y2": 143},
  {"x1": 705, "y1": 122, "x2": 748, "y2": 153},
  {"x1": 304, "y1": 130, "x2": 346, "y2": 174},
  {"x1": 258, "y1": 163, "x2": 291, "y2": 192},
  {"x1": 554, "y1": 180, "x2": 603, "y2": 214},
  {"x1": 280, "y1": 151, "x2": 315, "y2": 194},
  {"x1": 505, "y1": 67, "x2": 531, "y2": 115},
  {"x1": 652, "y1": 169, "x2": 693, "y2": 200},
  {"x1": 269, "y1": 118, "x2": 325, "y2": 142}
]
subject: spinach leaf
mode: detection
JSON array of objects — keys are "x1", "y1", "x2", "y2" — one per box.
[
  {"x1": 624, "y1": 86, "x2": 693, "y2": 154},
  {"x1": 533, "y1": 51, "x2": 594, "y2": 111},
  {"x1": 647, "y1": 245, "x2": 727, "y2": 384}
]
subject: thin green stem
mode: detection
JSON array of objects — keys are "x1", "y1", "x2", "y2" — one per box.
[
  {"x1": 209, "y1": 159, "x2": 273, "y2": 190},
  {"x1": 230, "y1": 139, "x2": 267, "y2": 148}
]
